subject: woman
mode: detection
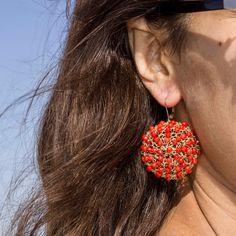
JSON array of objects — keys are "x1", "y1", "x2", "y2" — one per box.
[{"x1": 4, "y1": 0, "x2": 236, "y2": 235}]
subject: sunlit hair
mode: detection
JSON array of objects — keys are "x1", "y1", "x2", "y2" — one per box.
[{"x1": 2, "y1": 0, "x2": 191, "y2": 235}]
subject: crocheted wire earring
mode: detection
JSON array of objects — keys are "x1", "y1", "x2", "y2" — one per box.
[{"x1": 140, "y1": 106, "x2": 201, "y2": 182}]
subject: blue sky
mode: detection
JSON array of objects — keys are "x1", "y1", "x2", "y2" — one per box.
[{"x1": 0, "y1": 0, "x2": 67, "y2": 229}]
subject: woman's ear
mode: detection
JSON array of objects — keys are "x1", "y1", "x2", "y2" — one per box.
[{"x1": 127, "y1": 17, "x2": 182, "y2": 107}]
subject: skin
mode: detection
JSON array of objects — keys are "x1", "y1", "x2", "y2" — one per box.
[{"x1": 127, "y1": 9, "x2": 236, "y2": 236}]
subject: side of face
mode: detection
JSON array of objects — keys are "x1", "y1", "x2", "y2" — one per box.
[
  {"x1": 127, "y1": 10, "x2": 236, "y2": 188},
  {"x1": 178, "y1": 10, "x2": 236, "y2": 187}
]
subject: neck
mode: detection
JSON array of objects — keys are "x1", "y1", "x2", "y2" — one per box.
[
  {"x1": 158, "y1": 154, "x2": 236, "y2": 236},
  {"x1": 190, "y1": 154, "x2": 236, "y2": 235}
]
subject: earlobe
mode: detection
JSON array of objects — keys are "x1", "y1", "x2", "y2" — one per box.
[
  {"x1": 127, "y1": 18, "x2": 182, "y2": 108},
  {"x1": 143, "y1": 68, "x2": 182, "y2": 108},
  {"x1": 154, "y1": 79, "x2": 182, "y2": 107}
]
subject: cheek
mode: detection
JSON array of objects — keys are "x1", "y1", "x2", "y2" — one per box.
[{"x1": 179, "y1": 42, "x2": 236, "y2": 184}]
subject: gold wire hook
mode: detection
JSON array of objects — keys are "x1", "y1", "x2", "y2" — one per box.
[
  {"x1": 165, "y1": 106, "x2": 170, "y2": 120},
  {"x1": 165, "y1": 106, "x2": 175, "y2": 120},
  {"x1": 164, "y1": 97, "x2": 175, "y2": 120},
  {"x1": 170, "y1": 107, "x2": 175, "y2": 119}
]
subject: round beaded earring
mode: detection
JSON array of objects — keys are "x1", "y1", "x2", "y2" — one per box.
[{"x1": 140, "y1": 106, "x2": 201, "y2": 182}]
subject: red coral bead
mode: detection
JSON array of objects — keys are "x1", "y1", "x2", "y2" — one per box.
[
  {"x1": 152, "y1": 162, "x2": 158, "y2": 168},
  {"x1": 154, "y1": 137, "x2": 160, "y2": 143},
  {"x1": 158, "y1": 156, "x2": 164, "y2": 162},
  {"x1": 157, "y1": 150, "x2": 163, "y2": 155},
  {"x1": 165, "y1": 173, "x2": 170, "y2": 178},
  {"x1": 176, "y1": 136, "x2": 181, "y2": 142},
  {"x1": 176, "y1": 147, "x2": 181, "y2": 153},
  {"x1": 165, "y1": 137, "x2": 170, "y2": 143},
  {"x1": 192, "y1": 148, "x2": 197, "y2": 154},
  {"x1": 181, "y1": 146, "x2": 187, "y2": 153},
  {"x1": 176, "y1": 172, "x2": 182, "y2": 179},
  {"x1": 157, "y1": 141, "x2": 162, "y2": 147},
  {"x1": 146, "y1": 165, "x2": 153, "y2": 172},
  {"x1": 167, "y1": 147, "x2": 172, "y2": 153},
  {"x1": 188, "y1": 156, "x2": 193, "y2": 161},
  {"x1": 142, "y1": 136, "x2": 151, "y2": 144},
  {"x1": 175, "y1": 166, "x2": 181, "y2": 172},
  {"x1": 166, "y1": 168, "x2": 171, "y2": 173},
  {"x1": 172, "y1": 139, "x2": 178, "y2": 145},
  {"x1": 192, "y1": 140, "x2": 196, "y2": 145},
  {"x1": 174, "y1": 127, "x2": 180, "y2": 132},
  {"x1": 174, "y1": 155, "x2": 180, "y2": 160},
  {"x1": 185, "y1": 166, "x2": 192, "y2": 174},
  {"x1": 186, "y1": 131, "x2": 192, "y2": 137},
  {"x1": 155, "y1": 172, "x2": 162, "y2": 178},
  {"x1": 166, "y1": 132, "x2": 171, "y2": 138},
  {"x1": 140, "y1": 145, "x2": 148, "y2": 151},
  {"x1": 186, "y1": 148, "x2": 192, "y2": 155},
  {"x1": 187, "y1": 140, "x2": 193, "y2": 146},
  {"x1": 156, "y1": 161, "x2": 161, "y2": 166},
  {"x1": 158, "y1": 127, "x2": 162, "y2": 133},
  {"x1": 167, "y1": 163, "x2": 172, "y2": 169},
  {"x1": 165, "y1": 174, "x2": 171, "y2": 181},
  {"x1": 149, "y1": 126, "x2": 155, "y2": 132},
  {"x1": 145, "y1": 139, "x2": 152, "y2": 144},
  {"x1": 181, "y1": 162, "x2": 187, "y2": 168},
  {"x1": 142, "y1": 134, "x2": 148, "y2": 141},
  {"x1": 151, "y1": 132, "x2": 158, "y2": 138},
  {"x1": 182, "y1": 121, "x2": 188, "y2": 127},
  {"x1": 153, "y1": 148, "x2": 158, "y2": 154}
]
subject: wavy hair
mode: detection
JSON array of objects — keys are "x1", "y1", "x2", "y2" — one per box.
[{"x1": 2, "y1": 0, "x2": 191, "y2": 235}]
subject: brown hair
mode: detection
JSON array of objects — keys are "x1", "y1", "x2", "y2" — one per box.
[{"x1": 2, "y1": 0, "x2": 191, "y2": 235}]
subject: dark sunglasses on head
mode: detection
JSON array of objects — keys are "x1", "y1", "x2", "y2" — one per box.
[{"x1": 156, "y1": 0, "x2": 236, "y2": 13}]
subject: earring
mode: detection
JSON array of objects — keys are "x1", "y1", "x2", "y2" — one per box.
[{"x1": 140, "y1": 106, "x2": 201, "y2": 182}]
